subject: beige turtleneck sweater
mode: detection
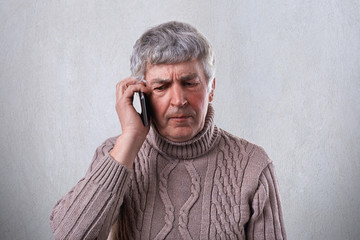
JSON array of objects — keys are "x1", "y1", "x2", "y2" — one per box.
[{"x1": 50, "y1": 105, "x2": 286, "y2": 239}]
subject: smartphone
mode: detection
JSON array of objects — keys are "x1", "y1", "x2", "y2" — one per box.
[{"x1": 138, "y1": 91, "x2": 150, "y2": 126}]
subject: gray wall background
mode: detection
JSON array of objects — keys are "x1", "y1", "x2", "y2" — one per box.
[{"x1": 1, "y1": 0, "x2": 359, "y2": 239}]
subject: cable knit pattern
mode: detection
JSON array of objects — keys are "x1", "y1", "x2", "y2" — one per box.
[
  {"x1": 50, "y1": 104, "x2": 286, "y2": 240},
  {"x1": 178, "y1": 161, "x2": 201, "y2": 239},
  {"x1": 155, "y1": 160, "x2": 178, "y2": 239},
  {"x1": 127, "y1": 142, "x2": 155, "y2": 239},
  {"x1": 210, "y1": 134, "x2": 255, "y2": 239}
]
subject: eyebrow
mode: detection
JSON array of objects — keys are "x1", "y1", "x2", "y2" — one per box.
[
  {"x1": 149, "y1": 78, "x2": 172, "y2": 86},
  {"x1": 179, "y1": 73, "x2": 198, "y2": 81},
  {"x1": 149, "y1": 73, "x2": 198, "y2": 85}
]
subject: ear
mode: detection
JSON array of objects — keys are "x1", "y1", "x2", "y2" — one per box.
[{"x1": 208, "y1": 78, "x2": 215, "y2": 102}]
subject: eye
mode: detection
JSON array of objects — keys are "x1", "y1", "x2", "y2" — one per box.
[
  {"x1": 183, "y1": 81, "x2": 198, "y2": 87},
  {"x1": 154, "y1": 84, "x2": 167, "y2": 91}
]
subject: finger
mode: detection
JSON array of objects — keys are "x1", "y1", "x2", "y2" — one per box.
[
  {"x1": 122, "y1": 84, "x2": 151, "y2": 98},
  {"x1": 119, "y1": 80, "x2": 136, "y2": 94},
  {"x1": 117, "y1": 78, "x2": 147, "y2": 95},
  {"x1": 116, "y1": 78, "x2": 137, "y2": 99}
]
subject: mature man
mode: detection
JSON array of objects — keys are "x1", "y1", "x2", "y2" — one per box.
[{"x1": 50, "y1": 21, "x2": 286, "y2": 239}]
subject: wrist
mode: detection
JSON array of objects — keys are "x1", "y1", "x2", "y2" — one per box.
[{"x1": 109, "y1": 133, "x2": 146, "y2": 169}]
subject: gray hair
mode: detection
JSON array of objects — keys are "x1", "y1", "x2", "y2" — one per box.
[{"x1": 130, "y1": 21, "x2": 215, "y2": 88}]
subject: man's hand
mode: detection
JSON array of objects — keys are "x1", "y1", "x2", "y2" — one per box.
[
  {"x1": 115, "y1": 77, "x2": 151, "y2": 138},
  {"x1": 110, "y1": 77, "x2": 151, "y2": 168}
]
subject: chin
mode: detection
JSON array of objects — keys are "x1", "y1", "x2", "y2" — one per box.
[{"x1": 164, "y1": 128, "x2": 196, "y2": 142}]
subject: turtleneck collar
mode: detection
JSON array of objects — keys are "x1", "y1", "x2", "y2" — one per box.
[{"x1": 146, "y1": 104, "x2": 220, "y2": 160}]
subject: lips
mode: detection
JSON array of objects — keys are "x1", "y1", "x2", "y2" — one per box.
[
  {"x1": 166, "y1": 108, "x2": 195, "y2": 122},
  {"x1": 169, "y1": 115, "x2": 190, "y2": 120},
  {"x1": 167, "y1": 114, "x2": 193, "y2": 124},
  {"x1": 170, "y1": 115, "x2": 189, "y2": 118}
]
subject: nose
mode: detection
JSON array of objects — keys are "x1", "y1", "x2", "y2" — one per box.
[{"x1": 170, "y1": 84, "x2": 187, "y2": 107}]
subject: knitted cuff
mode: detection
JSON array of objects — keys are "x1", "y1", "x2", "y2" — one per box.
[{"x1": 87, "y1": 153, "x2": 132, "y2": 195}]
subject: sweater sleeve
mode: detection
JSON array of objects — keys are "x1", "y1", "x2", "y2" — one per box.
[
  {"x1": 246, "y1": 163, "x2": 287, "y2": 240},
  {"x1": 49, "y1": 137, "x2": 132, "y2": 240}
]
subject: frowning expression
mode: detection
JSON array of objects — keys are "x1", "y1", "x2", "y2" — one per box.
[{"x1": 145, "y1": 59, "x2": 214, "y2": 142}]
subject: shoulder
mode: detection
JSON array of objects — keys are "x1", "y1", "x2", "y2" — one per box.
[{"x1": 217, "y1": 127, "x2": 272, "y2": 169}]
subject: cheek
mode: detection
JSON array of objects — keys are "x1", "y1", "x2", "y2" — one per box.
[
  {"x1": 149, "y1": 96, "x2": 167, "y2": 120},
  {"x1": 189, "y1": 92, "x2": 208, "y2": 111}
]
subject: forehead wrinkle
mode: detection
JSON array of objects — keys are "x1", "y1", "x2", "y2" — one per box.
[
  {"x1": 146, "y1": 60, "x2": 203, "y2": 85},
  {"x1": 149, "y1": 72, "x2": 199, "y2": 86},
  {"x1": 179, "y1": 73, "x2": 198, "y2": 81},
  {"x1": 149, "y1": 78, "x2": 172, "y2": 85}
]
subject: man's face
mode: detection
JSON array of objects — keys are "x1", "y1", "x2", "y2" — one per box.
[{"x1": 145, "y1": 59, "x2": 215, "y2": 142}]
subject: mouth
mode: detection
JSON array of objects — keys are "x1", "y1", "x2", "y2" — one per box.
[{"x1": 169, "y1": 115, "x2": 191, "y2": 122}]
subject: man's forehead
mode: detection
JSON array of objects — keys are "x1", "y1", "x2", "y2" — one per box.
[
  {"x1": 148, "y1": 73, "x2": 199, "y2": 85},
  {"x1": 145, "y1": 59, "x2": 205, "y2": 81}
]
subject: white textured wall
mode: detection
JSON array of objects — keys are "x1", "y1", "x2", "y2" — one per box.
[{"x1": 1, "y1": 1, "x2": 359, "y2": 239}]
